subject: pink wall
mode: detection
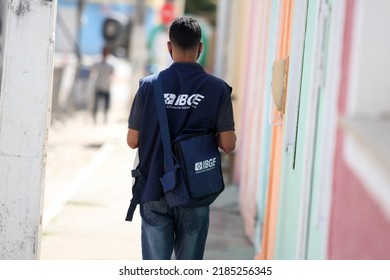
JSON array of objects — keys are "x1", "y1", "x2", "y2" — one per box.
[
  {"x1": 329, "y1": 132, "x2": 390, "y2": 259},
  {"x1": 328, "y1": 0, "x2": 390, "y2": 259}
]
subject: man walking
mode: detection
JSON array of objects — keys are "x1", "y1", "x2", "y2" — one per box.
[
  {"x1": 126, "y1": 16, "x2": 236, "y2": 260},
  {"x1": 92, "y1": 46, "x2": 114, "y2": 124}
]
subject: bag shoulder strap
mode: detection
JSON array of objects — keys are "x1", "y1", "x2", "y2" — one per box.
[
  {"x1": 126, "y1": 73, "x2": 172, "y2": 222},
  {"x1": 152, "y1": 73, "x2": 175, "y2": 171}
]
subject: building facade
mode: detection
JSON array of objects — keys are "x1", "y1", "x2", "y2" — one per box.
[{"x1": 217, "y1": 0, "x2": 390, "y2": 259}]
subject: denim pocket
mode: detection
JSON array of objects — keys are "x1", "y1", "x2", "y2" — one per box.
[
  {"x1": 140, "y1": 200, "x2": 169, "y2": 227},
  {"x1": 183, "y1": 206, "x2": 210, "y2": 236}
]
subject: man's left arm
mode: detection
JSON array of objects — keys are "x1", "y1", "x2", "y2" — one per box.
[
  {"x1": 127, "y1": 85, "x2": 144, "y2": 149},
  {"x1": 127, "y1": 129, "x2": 139, "y2": 149}
]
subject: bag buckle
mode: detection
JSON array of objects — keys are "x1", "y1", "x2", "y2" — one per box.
[{"x1": 131, "y1": 169, "x2": 141, "y2": 178}]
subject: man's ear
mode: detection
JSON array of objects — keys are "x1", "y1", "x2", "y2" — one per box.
[
  {"x1": 167, "y1": 41, "x2": 173, "y2": 59},
  {"x1": 197, "y1": 42, "x2": 203, "y2": 58}
]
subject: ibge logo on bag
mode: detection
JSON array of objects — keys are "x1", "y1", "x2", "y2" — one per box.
[
  {"x1": 164, "y1": 93, "x2": 205, "y2": 109},
  {"x1": 195, "y1": 157, "x2": 217, "y2": 174}
]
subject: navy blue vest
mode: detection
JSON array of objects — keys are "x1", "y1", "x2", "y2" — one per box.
[{"x1": 137, "y1": 62, "x2": 232, "y2": 203}]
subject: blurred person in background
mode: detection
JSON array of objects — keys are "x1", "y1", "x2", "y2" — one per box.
[{"x1": 92, "y1": 46, "x2": 114, "y2": 124}]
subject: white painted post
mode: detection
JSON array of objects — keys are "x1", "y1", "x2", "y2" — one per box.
[
  {"x1": 214, "y1": 0, "x2": 230, "y2": 79},
  {"x1": 0, "y1": 0, "x2": 57, "y2": 259}
]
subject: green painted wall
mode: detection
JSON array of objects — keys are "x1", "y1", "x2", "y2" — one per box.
[
  {"x1": 274, "y1": 0, "x2": 320, "y2": 259},
  {"x1": 275, "y1": 0, "x2": 338, "y2": 260},
  {"x1": 305, "y1": 0, "x2": 334, "y2": 260}
]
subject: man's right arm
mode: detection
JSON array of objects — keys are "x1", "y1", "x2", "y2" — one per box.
[
  {"x1": 216, "y1": 83, "x2": 236, "y2": 153},
  {"x1": 217, "y1": 130, "x2": 236, "y2": 153}
]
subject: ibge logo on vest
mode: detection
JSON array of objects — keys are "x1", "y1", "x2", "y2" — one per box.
[{"x1": 164, "y1": 93, "x2": 205, "y2": 109}]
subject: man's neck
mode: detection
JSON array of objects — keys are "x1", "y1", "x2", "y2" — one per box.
[
  {"x1": 171, "y1": 48, "x2": 198, "y2": 63},
  {"x1": 172, "y1": 55, "x2": 197, "y2": 63}
]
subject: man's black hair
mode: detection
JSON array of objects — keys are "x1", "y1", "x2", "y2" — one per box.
[{"x1": 169, "y1": 16, "x2": 201, "y2": 51}]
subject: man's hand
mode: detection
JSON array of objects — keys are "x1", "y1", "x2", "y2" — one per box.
[{"x1": 217, "y1": 130, "x2": 236, "y2": 153}]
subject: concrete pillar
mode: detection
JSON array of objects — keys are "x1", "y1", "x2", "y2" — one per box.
[
  {"x1": 214, "y1": 0, "x2": 230, "y2": 79},
  {"x1": 0, "y1": 1, "x2": 7, "y2": 87},
  {"x1": 129, "y1": 0, "x2": 148, "y2": 101},
  {"x1": 0, "y1": 0, "x2": 57, "y2": 259}
]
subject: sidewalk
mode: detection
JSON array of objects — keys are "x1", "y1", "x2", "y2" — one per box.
[
  {"x1": 40, "y1": 129, "x2": 143, "y2": 259},
  {"x1": 40, "y1": 59, "x2": 254, "y2": 260}
]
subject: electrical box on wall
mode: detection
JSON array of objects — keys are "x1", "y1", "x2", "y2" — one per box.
[{"x1": 271, "y1": 57, "x2": 289, "y2": 112}]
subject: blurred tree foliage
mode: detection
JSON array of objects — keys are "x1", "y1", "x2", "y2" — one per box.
[{"x1": 184, "y1": 0, "x2": 217, "y2": 26}]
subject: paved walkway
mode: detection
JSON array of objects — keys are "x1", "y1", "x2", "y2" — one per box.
[{"x1": 39, "y1": 59, "x2": 254, "y2": 260}]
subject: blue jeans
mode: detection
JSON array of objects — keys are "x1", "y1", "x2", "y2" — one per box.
[{"x1": 140, "y1": 197, "x2": 210, "y2": 260}]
